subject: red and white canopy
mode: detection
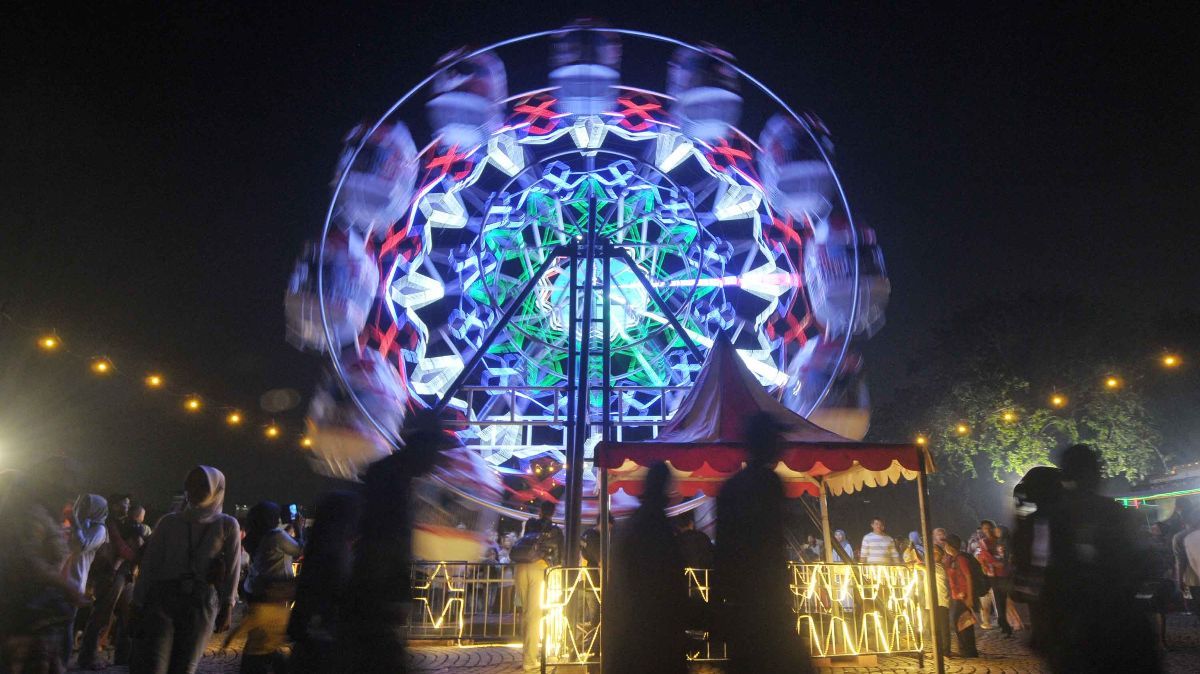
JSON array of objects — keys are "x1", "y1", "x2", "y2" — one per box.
[{"x1": 595, "y1": 336, "x2": 932, "y2": 498}]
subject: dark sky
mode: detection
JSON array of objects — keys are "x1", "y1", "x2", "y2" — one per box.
[{"x1": 3, "y1": 3, "x2": 1198, "y2": 509}]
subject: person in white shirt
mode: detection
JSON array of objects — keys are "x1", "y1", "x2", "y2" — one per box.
[{"x1": 859, "y1": 517, "x2": 901, "y2": 564}]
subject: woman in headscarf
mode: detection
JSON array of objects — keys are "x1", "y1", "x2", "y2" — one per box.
[
  {"x1": 131, "y1": 466, "x2": 241, "y2": 674},
  {"x1": 903, "y1": 531, "x2": 925, "y2": 566},
  {"x1": 226, "y1": 501, "x2": 302, "y2": 674},
  {"x1": 604, "y1": 462, "x2": 688, "y2": 674},
  {"x1": 832, "y1": 529, "x2": 856, "y2": 564},
  {"x1": 0, "y1": 456, "x2": 84, "y2": 673},
  {"x1": 63, "y1": 493, "x2": 109, "y2": 662},
  {"x1": 287, "y1": 491, "x2": 361, "y2": 674}
]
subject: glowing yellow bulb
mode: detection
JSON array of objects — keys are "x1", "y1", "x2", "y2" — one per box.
[
  {"x1": 915, "y1": 435, "x2": 927, "y2": 446},
  {"x1": 1050, "y1": 394, "x2": 1067, "y2": 408},
  {"x1": 1104, "y1": 376, "x2": 1121, "y2": 390},
  {"x1": 1002, "y1": 411, "x2": 1017, "y2": 422},
  {"x1": 185, "y1": 397, "x2": 202, "y2": 412},
  {"x1": 955, "y1": 424, "x2": 969, "y2": 436},
  {"x1": 1162, "y1": 354, "x2": 1181, "y2": 368},
  {"x1": 225, "y1": 411, "x2": 242, "y2": 425},
  {"x1": 264, "y1": 425, "x2": 280, "y2": 439},
  {"x1": 145, "y1": 374, "x2": 164, "y2": 388},
  {"x1": 300, "y1": 436, "x2": 313, "y2": 448},
  {"x1": 38, "y1": 336, "x2": 60, "y2": 351},
  {"x1": 91, "y1": 359, "x2": 113, "y2": 375}
]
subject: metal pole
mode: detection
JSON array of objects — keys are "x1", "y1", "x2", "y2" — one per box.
[
  {"x1": 916, "y1": 447, "x2": 945, "y2": 674},
  {"x1": 818, "y1": 480, "x2": 834, "y2": 562},
  {"x1": 564, "y1": 240, "x2": 578, "y2": 522},
  {"x1": 611, "y1": 247, "x2": 705, "y2": 362},
  {"x1": 566, "y1": 191, "x2": 597, "y2": 566},
  {"x1": 599, "y1": 241, "x2": 612, "y2": 665},
  {"x1": 433, "y1": 244, "x2": 567, "y2": 413}
]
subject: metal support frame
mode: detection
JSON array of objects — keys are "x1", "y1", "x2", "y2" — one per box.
[
  {"x1": 433, "y1": 244, "x2": 568, "y2": 413},
  {"x1": 612, "y1": 246, "x2": 705, "y2": 362},
  {"x1": 565, "y1": 191, "x2": 598, "y2": 566},
  {"x1": 916, "y1": 448, "x2": 945, "y2": 674}
]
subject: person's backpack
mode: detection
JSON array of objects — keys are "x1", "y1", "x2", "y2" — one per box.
[
  {"x1": 964, "y1": 553, "x2": 990, "y2": 597},
  {"x1": 511, "y1": 523, "x2": 564, "y2": 564}
]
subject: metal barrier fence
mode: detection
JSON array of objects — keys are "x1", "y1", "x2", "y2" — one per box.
[
  {"x1": 409, "y1": 562, "x2": 928, "y2": 661},
  {"x1": 407, "y1": 562, "x2": 519, "y2": 642},
  {"x1": 790, "y1": 563, "x2": 926, "y2": 657}
]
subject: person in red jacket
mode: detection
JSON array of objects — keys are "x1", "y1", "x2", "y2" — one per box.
[
  {"x1": 976, "y1": 521, "x2": 1013, "y2": 636},
  {"x1": 944, "y1": 534, "x2": 978, "y2": 658}
]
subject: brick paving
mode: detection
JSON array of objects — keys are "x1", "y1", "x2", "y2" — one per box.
[{"x1": 70, "y1": 613, "x2": 1200, "y2": 673}]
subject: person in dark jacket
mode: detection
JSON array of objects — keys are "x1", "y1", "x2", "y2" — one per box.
[
  {"x1": 340, "y1": 410, "x2": 450, "y2": 673},
  {"x1": 287, "y1": 491, "x2": 361, "y2": 674},
  {"x1": 605, "y1": 463, "x2": 688, "y2": 674},
  {"x1": 1041, "y1": 444, "x2": 1160, "y2": 673},
  {"x1": 713, "y1": 412, "x2": 811, "y2": 674}
]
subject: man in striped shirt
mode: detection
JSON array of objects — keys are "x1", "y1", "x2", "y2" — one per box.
[{"x1": 859, "y1": 517, "x2": 901, "y2": 564}]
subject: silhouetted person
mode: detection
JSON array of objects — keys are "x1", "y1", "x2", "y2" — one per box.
[
  {"x1": 605, "y1": 463, "x2": 688, "y2": 674},
  {"x1": 0, "y1": 456, "x2": 84, "y2": 673},
  {"x1": 341, "y1": 410, "x2": 449, "y2": 673},
  {"x1": 714, "y1": 412, "x2": 810, "y2": 674},
  {"x1": 1009, "y1": 465, "x2": 1061, "y2": 653},
  {"x1": 514, "y1": 500, "x2": 562, "y2": 672},
  {"x1": 676, "y1": 512, "x2": 714, "y2": 570},
  {"x1": 288, "y1": 491, "x2": 361, "y2": 674},
  {"x1": 1042, "y1": 444, "x2": 1160, "y2": 673},
  {"x1": 79, "y1": 494, "x2": 138, "y2": 669}
]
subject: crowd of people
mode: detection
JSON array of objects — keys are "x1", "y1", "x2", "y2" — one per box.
[{"x1": 2, "y1": 409, "x2": 1196, "y2": 674}]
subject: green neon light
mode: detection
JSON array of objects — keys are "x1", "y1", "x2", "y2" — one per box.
[{"x1": 1117, "y1": 486, "x2": 1200, "y2": 506}]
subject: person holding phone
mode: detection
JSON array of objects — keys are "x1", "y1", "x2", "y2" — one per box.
[{"x1": 229, "y1": 502, "x2": 303, "y2": 674}]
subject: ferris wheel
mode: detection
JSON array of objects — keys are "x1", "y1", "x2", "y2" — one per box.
[{"x1": 286, "y1": 24, "x2": 890, "y2": 513}]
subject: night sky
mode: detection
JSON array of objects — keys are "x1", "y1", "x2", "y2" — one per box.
[{"x1": 3, "y1": 3, "x2": 1198, "y2": 510}]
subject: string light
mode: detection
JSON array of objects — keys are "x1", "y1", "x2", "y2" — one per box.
[
  {"x1": 1104, "y1": 376, "x2": 1121, "y2": 390},
  {"x1": 264, "y1": 424, "x2": 281, "y2": 439},
  {"x1": 1002, "y1": 411, "x2": 1017, "y2": 422},
  {"x1": 1162, "y1": 354, "x2": 1181, "y2": 368},
  {"x1": 1049, "y1": 393, "x2": 1067, "y2": 408},
  {"x1": 226, "y1": 411, "x2": 243, "y2": 426},
  {"x1": 955, "y1": 423, "x2": 969, "y2": 436},
  {"x1": 91, "y1": 358, "x2": 113, "y2": 375},
  {"x1": 145, "y1": 374, "x2": 164, "y2": 389},
  {"x1": 184, "y1": 396, "x2": 203, "y2": 412},
  {"x1": 299, "y1": 436, "x2": 313, "y2": 448},
  {"x1": 915, "y1": 435, "x2": 927, "y2": 446},
  {"x1": 38, "y1": 335, "x2": 60, "y2": 351}
]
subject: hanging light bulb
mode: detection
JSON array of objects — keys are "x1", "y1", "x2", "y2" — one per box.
[
  {"x1": 145, "y1": 374, "x2": 164, "y2": 389},
  {"x1": 184, "y1": 396, "x2": 203, "y2": 412},
  {"x1": 38, "y1": 335, "x2": 60, "y2": 351},
  {"x1": 226, "y1": 411, "x2": 243, "y2": 426},
  {"x1": 91, "y1": 358, "x2": 113, "y2": 375},
  {"x1": 264, "y1": 424, "x2": 281, "y2": 439}
]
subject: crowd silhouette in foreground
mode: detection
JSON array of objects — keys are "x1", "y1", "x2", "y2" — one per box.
[{"x1": 0, "y1": 407, "x2": 1186, "y2": 673}]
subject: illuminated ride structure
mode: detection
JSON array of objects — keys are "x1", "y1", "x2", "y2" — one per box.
[
  {"x1": 292, "y1": 24, "x2": 890, "y2": 531},
  {"x1": 287, "y1": 23, "x2": 936, "y2": 669}
]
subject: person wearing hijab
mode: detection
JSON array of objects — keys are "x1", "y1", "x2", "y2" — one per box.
[
  {"x1": 604, "y1": 463, "x2": 688, "y2": 674},
  {"x1": 287, "y1": 491, "x2": 362, "y2": 674},
  {"x1": 0, "y1": 456, "x2": 85, "y2": 673},
  {"x1": 903, "y1": 531, "x2": 925, "y2": 566},
  {"x1": 226, "y1": 501, "x2": 302, "y2": 674},
  {"x1": 63, "y1": 494, "x2": 109, "y2": 662},
  {"x1": 832, "y1": 529, "x2": 856, "y2": 563},
  {"x1": 130, "y1": 466, "x2": 241, "y2": 674}
]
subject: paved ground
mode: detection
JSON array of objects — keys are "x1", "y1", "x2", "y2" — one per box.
[{"x1": 70, "y1": 613, "x2": 1200, "y2": 673}]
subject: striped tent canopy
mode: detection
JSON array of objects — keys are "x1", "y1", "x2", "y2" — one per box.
[{"x1": 595, "y1": 336, "x2": 932, "y2": 498}]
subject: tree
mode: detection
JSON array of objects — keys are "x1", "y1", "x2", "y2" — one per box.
[{"x1": 871, "y1": 291, "x2": 1166, "y2": 530}]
